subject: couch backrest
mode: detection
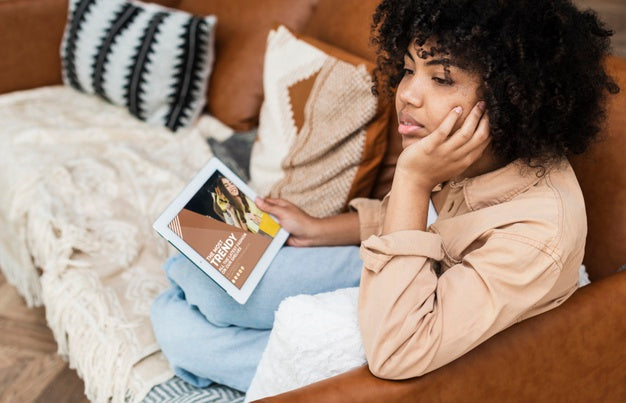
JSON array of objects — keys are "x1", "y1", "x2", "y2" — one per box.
[
  {"x1": 302, "y1": 0, "x2": 378, "y2": 61},
  {"x1": 570, "y1": 55, "x2": 626, "y2": 281},
  {"x1": 0, "y1": 0, "x2": 67, "y2": 94},
  {"x1": 175, "y1": 0, "x2": 320, "y2": 131}
]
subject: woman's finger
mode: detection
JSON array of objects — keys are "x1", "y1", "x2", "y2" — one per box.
[
  {"x1": 447, "y1": 101, "x2": 486, "y2": 148},
  {"x1": 430, "y1": 106, "x2": 463, "y2": 143},
  {"x1": 455, "y1": 113, "x2": 491, "y2": 167},
  {"x1": 262, "y1": 197, "x2": 291, "y2": 207},
  {"x1": 457, "y1": 111, "x2": 490, "y2": 154},
  {"x1": 255, "y1": 197, "x2": 278, "y2": 214}
]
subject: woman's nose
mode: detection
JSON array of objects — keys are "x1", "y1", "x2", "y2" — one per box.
[{"x1": 397, "y1": 77, "x2": 424, "y2": 107}]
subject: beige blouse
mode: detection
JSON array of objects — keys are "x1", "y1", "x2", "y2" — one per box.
[{"x1": 350, "y1": 159, "x2": 586, "y2": 379}]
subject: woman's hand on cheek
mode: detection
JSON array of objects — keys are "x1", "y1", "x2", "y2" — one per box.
[{"x1": 396, "y1": 101, "x2": 491, "y2": 190}]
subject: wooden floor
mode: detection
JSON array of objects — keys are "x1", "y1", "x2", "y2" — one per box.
[
  {"x1": 1, "y1": 1, "x2": 625, "y2": 402},
  {"x1": 0, "y1": 272, "x2": 88, "y2": 403}
]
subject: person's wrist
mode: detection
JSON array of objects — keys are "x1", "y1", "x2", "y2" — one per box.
[
  {"x1": 308, "y1": 217, "x2": 329, "y2": 246},
  {"x1": 395, "y1": 152, "x2": 440, "y2": 190},
  {"x1": 299, "y1": 216, "x2": 322, "y2": 246},
  {"x1": 392, "y1": 167, "x2": 437, "y2": 195}
]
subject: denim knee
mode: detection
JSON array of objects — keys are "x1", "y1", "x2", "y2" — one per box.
[
  {"x1": 163, "y1": 253, "x2": 268, "y2": 327},
  {"x1": 150, "y1": 285, "x2": 269, "y2": 390}
]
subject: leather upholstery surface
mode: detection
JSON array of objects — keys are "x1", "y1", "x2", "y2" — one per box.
[
  {"x1": 0, "y1": 0, "x2": 67, "y2": 94},
  {"x1": 571, "y1": 56, "x2": 626, "y2": 280},
  {"x1": 176, "y1": 0, "x2": 320, "y2": 131}
]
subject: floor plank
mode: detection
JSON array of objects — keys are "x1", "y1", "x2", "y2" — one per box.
[
  {"x1": 34, "y1": 366, "x2": 90, "y2": 403},
  {"x1": 0, "y1": 354, "x2": 66, "y2": 403},
  {"x1": 0, "y1": 317, "x2": 58, "y2": 355},
  {"x1": 0, "y1": 272, "x2": 88, "y2": 403},
  {"x1": 0, "y1": 281, "x2": 45, "y2": 325}
]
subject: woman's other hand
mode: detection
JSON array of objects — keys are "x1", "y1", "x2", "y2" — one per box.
[
  {"x1": 256, "y1": 197, "x2": 361, "y2": 247},
  {"x1": 255, "y1": 197, "x2": 321, "y2": 247}
]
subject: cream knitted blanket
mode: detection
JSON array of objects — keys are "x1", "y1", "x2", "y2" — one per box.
[{"x1": 0, "y1": 86, "x2": 213, "y2": 402}]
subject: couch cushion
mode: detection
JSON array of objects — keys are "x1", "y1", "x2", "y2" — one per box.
[
  {"x1": 61, "y1": 0, "x2": 216, "y2": 131},
  {"x1": 248, "y1": 25, "x2": 391, "y2": 218},
  {"x1": 176, "y1": 0, "x2": 319, "y2": 131}
]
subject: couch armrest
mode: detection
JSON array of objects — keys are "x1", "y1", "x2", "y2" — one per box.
[
  {"x1": 256, "y1": 270, "x2": 626, "y2": 402},
  {"x1": 0, "y1": 0, "x2": 68, "y2": 95}
]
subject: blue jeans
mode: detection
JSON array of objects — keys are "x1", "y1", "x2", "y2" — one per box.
[{"x1": 150, "y1": 246, "x2": 362, "y2": 392}]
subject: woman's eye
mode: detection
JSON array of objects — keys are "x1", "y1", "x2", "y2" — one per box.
[
  {"x1": 432, "y1": 77, "x2": 454, "y2": 85},
  {"x1": 403, "y1": 68, "x2": 414, "y2": 76}
]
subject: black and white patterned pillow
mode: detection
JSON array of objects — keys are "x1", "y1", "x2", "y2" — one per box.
[{"x1": 61, "y1": 0, "x2": 216, "y2": 131}]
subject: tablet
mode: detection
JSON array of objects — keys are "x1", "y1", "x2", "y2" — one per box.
[{"x1": 153, "y1": 157, "x2": 289, "y2": 304}]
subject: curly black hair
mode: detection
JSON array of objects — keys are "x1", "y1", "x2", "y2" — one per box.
[{"x1": 372, "y1": 0, "x2": 620, "y2": 164}]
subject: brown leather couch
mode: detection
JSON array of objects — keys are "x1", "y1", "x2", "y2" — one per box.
[{"x1": 2, "y1": 0, "x2": 624, "y2": 401}]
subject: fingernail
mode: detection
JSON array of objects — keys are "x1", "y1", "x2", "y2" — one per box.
[
  {"x1": 478, "y1": 101, "x2": 486, "y2": 111},
  {"x1": 453, "y1": 106, "x2": 462, "y2": 114}
]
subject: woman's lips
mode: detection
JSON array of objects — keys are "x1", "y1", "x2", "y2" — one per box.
[{"x1": 398, "y1": 116, "x2": 427, "y2": 137}]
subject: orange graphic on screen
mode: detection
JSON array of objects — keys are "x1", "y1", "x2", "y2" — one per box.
[{"x1": 168, "y1": 171, "x2": 280, "y2": 288}]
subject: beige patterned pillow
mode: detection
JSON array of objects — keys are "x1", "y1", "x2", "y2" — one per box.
[{"x1": 249, "y1": 25, "x2": 391, "y2": 218}]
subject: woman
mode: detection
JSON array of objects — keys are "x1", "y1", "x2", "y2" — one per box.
[
  {"x1": 151, "y1": 0, "x2": 618, "y2": 391},
  {"x1": 354, "y1": 0, "x2": 618, "y2": 377}
]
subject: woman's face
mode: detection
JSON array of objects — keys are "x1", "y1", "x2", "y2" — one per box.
[
  {"x1": 395, "y1": 40, "x2": 482, "y2": 149},
  {"x1": 221, "y1": 178, "x2": 239, "y2": 196}
]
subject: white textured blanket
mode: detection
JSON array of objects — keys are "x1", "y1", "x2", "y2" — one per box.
[
  {"x1": 0, "y1": 86, "x2": 213, "y2": 402},
  {"x1": 245, "y1": 287, "x2": 366, "y2": 402}
]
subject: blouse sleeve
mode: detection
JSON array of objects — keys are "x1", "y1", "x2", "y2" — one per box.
[
  {"x1": 348, "y1": 197, "x2": 384, "y2": 241},
  {"x1": 358, "y1": 230, "x2": 563, "y2": 379}
]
